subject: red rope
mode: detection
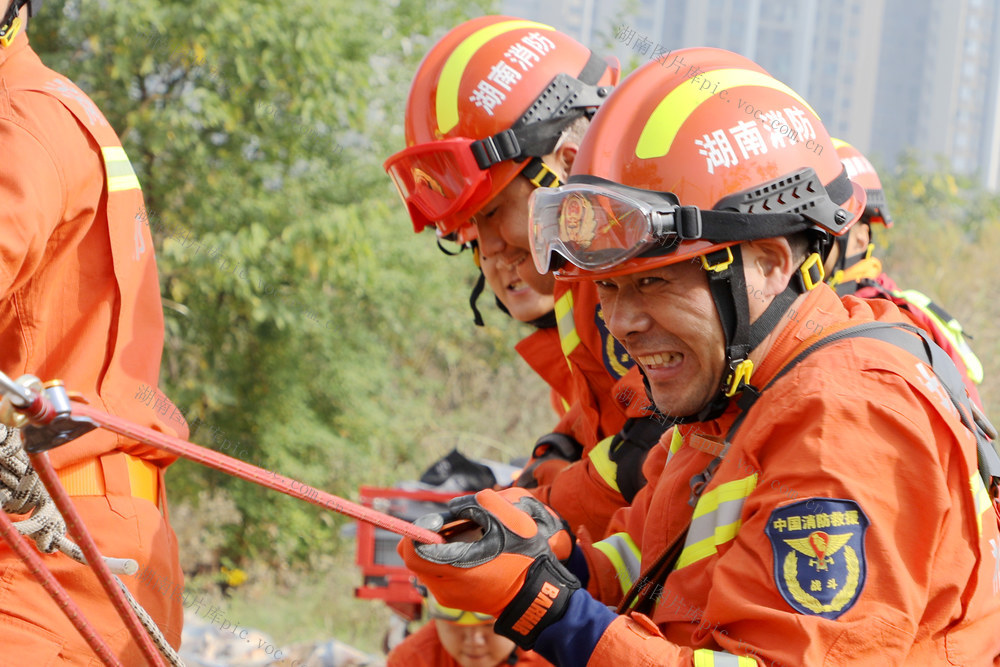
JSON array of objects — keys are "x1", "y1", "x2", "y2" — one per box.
[
  {"x1": 72, "y1": 404, "x2": 445, "y2": 545},
  {"x1": 0, "y1": 506, "x2": 123, "y2": 667},
  {"x1": 28, "y1": 451, "x2": 168, "y2": 667},
  {"x1": 0, "y1": 392, "x2": 444, "y2": 665}
]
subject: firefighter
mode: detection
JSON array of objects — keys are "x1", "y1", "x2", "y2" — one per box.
[
  {"x1": 828, "y1": 138, "x2": 983, "y2": 405},
  {"x1": 384, "y1": 15, "x2": 665, "y2": 538},
  {"x1": 0, "y1": 1, "x2": 185, "y2": 661},
  {"x1": 400, "y1": 49, "x2": 1000, "y2": 665},
  {"x1": 387, "y1": 594, "x2": 553, "y2": 667}
]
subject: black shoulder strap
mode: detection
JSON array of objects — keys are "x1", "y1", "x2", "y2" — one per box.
[
  {"x1": 609, "y1": 416, "x2": 670, "y2": 503},
  {"x1": 727, "y1": 321, "x2": 1000, "y2": 495}
]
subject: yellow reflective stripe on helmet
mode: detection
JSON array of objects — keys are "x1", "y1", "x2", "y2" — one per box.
[
  {"x1": 592, "y1": 531, "x2": 641, "y2": 595},
  {"x1": 436, "y1": 20, "x2": 554, "y2": 134},
  {"x1": 555, "y1": 290, "x2": 580, "y2": 357},
  {"x1": 971, "y1": 472, "x2": 992, "y2": 537},
  {"x1": 891, "y1": 288, "x2": 984, "y2": 383},
  {"x1": 693, "y1": 649, "x2": 759, "y2": 666},
  {"x1": 101, "y1": 146, "x2": 141, "y2": 192},
  {"x1": 588, "y1": 435, "x2": 619, "y2": 492},
  {"x1": 675, "y1": 473, "x2": 757, "y2": 570},
  {"x1": 636, "y1": 68, "x2": 818, "y2": 159},
  {"x1": 664, "y1": 428, "x2": 684, "y2": 465},
  {"x1": 831, "y1": 137, "x2": 849, "y2": 150}
]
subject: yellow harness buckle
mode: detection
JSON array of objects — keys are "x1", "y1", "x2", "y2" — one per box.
[
  {"x1": 700, "y1": 247, "x2": 734, "y2": 272},
  {"x1": 0, "y1": 16, "x2": 22, "y2": 48},
  {"x1": 725, "y1": 359, "x2": 754, "y2": 397},
  {"x1": 527, "y1": 161, "x2": 560, "y2": 188},
  {"x1": 798, "y1": 252, "x2": 824, "y2": 291}
]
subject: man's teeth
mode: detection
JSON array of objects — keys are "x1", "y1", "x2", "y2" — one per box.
[
  {"x1": 508, "y1": 279, "x2": 525, "y2": 291},
  {"x1": 638, "y1": 352, "x2": 681, "y2": 367}
]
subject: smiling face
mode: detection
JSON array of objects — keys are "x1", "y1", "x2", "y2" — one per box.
[
  {"x1": 472, "y1": 144, "x2": 578, "y2": 296},
  {"x1": 480, "y1": 248, "x2": 554, "y2": 322},
  {"x1": 473, "y1": 175, "x2": 557, "y2": 296},
  {"x1": 595, "y1": 258, "x2": 727, "y2": 418},
  {"x1": 434, "y1": 619, "x2": 516, "y2": 667}
]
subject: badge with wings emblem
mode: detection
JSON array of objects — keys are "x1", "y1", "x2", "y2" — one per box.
[{"x1": 764, "y1": 498, "x2": 870, "y2": 620}]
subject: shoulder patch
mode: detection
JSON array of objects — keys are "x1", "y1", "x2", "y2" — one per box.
[
  {"x1": 764, "y1": 498, "x2": 869, "y2": 620},
  {"x1": 595, "y1": 304, "x2": 633, "y2": 379}
]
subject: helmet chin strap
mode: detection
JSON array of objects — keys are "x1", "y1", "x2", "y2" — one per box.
[
  {"x1": 0, "y1": 1, "x2": 29, "y2": 46},
  {"x1": 641, "y1": 241, "x2": 823, "y2": 425},
  {"x1": 827, "y1": 229, "x2": 878, "y2": 296}
]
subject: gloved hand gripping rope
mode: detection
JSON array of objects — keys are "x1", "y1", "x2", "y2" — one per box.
[{"x1": 0, "y1": 371, "x2": 442, "y2": 667}]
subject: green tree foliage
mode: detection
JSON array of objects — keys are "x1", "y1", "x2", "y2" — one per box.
[{"x1": 27, "y1": 0, "x2": 562, "y2": 575}]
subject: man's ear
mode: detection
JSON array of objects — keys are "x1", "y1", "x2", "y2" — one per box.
[
  {"x1": 745, "y1": 237, "x2": 797, "y2": 298},
  {"x1": 846, "y1": 222, "x2": 871, "y2": 257},
  {"x1": 549, "y1": 142, "x2": 578, "y2": 181}
]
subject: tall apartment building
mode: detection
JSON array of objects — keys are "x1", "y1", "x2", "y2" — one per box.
[
  {"x1": 501, "y1": 0, "x2": 1000, "y2": 189},
  {"x1": 872, "y1": 0, "x2": 1000, "y2": 187}
]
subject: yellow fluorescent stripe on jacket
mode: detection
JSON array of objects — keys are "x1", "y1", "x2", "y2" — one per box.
[
  {"x1": 555, "y1": 290, "x2": 580, "y2": 357},
  {"x1": 593, "y1": 531, "x2": 641, "y2": 595},
  {"x1": 675, "y1": 473, "x2": 757, "y2": 570},
  {"x1": 588, "y1": 435, "x2": 619, "y2": 492},
  {"x1": 101, "y1": 146, "x2": 141, "y2": 192}
]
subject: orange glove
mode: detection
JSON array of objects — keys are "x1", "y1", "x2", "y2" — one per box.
[{"x1": 398, "y1": 488, "x2": 580, "y2": 648}]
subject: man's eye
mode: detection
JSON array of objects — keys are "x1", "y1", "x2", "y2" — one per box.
[
  {"x1": 638, "y1": 276, "x2": 665, "y2": 288},
  {"x1": 595, "y1": 280, "x2": 617, "y2": 290}
]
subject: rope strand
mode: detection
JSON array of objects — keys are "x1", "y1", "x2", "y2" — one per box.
[{"x1": 0, "y1": 424, "x2": 183, "y2": 666}]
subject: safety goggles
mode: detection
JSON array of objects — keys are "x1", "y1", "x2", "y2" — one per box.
[
  {"x1": 385, "y1": 62, "x2": 614, "y2": 237},
  {"x1": 529, "y1": 175, "x2": 703, "y2": 274},
  {"x1": 427, "y1": 598, "x2": 494, "y2": 625},
  {"x1": 384, "y1": 138, "x2": 494, "y2": 236}
]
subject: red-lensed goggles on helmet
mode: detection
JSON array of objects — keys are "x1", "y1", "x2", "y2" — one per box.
[
  {"x1": 386, "y1": 59, "x2": 616, "y2": 241},
  {"x1": 384, "y1": 138, "x2": 492, "y2": 240},
  {"x1": 529, "y1": 175, "x2": 700, "y2": 274}
]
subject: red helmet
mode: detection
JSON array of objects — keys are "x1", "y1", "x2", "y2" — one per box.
[
  {"x1": 528, "y1": 48, "x2": 866, "y2": 418},
  {"x1": 384, "y1": 15, "x2": 619, "y2": 242},
  {"x1": 833, "y1": 138, "x2": 893, "y2": 226},
  {"x1": 530, "y1": 47, "x2": 865, "y2": 281}
]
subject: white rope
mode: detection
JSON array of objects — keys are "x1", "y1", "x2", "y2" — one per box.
[{"x1": 0, "y1": 423, "x2": 184, "y2": 666}]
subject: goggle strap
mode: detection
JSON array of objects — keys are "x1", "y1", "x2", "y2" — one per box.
[
  {"x1": 471, "y1": 129, "x2": 522, "y2": 170},
  {"x1": 469, "y1": 117, "x2": 577, "y2": 169}
]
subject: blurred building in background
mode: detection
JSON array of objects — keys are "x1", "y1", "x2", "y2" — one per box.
[{"x1": 502, "y1": 0, "x2": 1000, "y2": 190}]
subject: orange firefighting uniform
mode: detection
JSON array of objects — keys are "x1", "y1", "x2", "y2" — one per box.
[
  {"x1": 387, "y1": 620, "x2": 554, "y2": 667},
  {"x1": 521, "y1": 279, "x2": 663, "y2": 539},
  {"x1": 515, "y1": 326, "x2": 573, "y2": 418},
  {"x1": 0, "y1": 30, "x2": 185, "y2": 662},
  {"x1": 568, "y1": 285, "x2": 1000, "y2": 665}
]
